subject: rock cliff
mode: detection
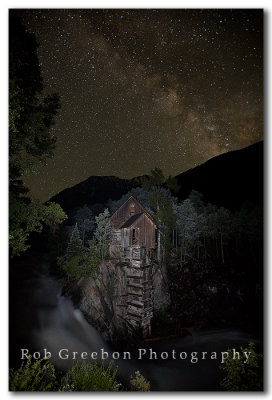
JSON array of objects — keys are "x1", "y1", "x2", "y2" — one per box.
[{"x1": 79, "y1": 259, "x2": 170, "y2": 341}]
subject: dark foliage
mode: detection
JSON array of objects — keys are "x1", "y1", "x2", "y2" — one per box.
[{"x1": 9, "y1": 15, "x2": 65, "y2": 257}]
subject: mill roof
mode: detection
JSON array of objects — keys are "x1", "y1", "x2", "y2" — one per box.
[
  {"x1": 120, "y1": 213, "x2": 143, "y2": 228},
  {"x1": 110, "y1": 196, "x2": 154, "y2": 222}
]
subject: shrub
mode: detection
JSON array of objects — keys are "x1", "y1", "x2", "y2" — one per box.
[
  {"x1": 66, "y1": 223, "x2": 83, "y2": 258},
  {"x1": 9, "y1": 357, "x2": 150, "y2": 392},
  {"x1": 130, "y1": 370, "x2": 150, "y2": 391},
  {"x1": 9, "y1": 356, "x2": 57, "y2": 391},
  {"x1": 84, "y1": 241, "x2": 101, "y2": 276},
  {"x1": 59, "y1": 361, "x2": 122, "y2": 391},
  {"x1": 220, "y1": 342, "x2": 263, "y2": 391},
  {"x1": 61, "y1": 245, "x2": 101, "y2": 282}
]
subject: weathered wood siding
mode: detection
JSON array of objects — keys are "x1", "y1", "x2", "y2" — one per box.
[
  {"x1": 110, "y1": 196, "x2": 156, "y2": 251},
  {"x1": 129, "y1": 213, "x2": 156, "y2": 249},
  {"x1": 110, "y1": 197, "x2": 149, "y2": 229},
  {"x1": 110, "y1": 229, "x2": 122, "y2": 245}
]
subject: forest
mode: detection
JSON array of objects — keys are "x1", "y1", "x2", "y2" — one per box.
[{"x1": 52, "y1": 168, "x2": 263, "y2": 332}]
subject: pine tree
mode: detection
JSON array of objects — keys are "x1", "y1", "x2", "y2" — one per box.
[
  {"x1": 73, "y1": 205, "x2": 94, "y2": 244},
  {"x1": 151, "y1": 193, "x2": 177, "y2": 262},
  {"x1": 66, "y1": 223, "x2": 83, "y2": 259},
  {"x1": 143, "y1": 168, "x2": 177, "y2": 266},
  {"x1": 9, "y1": 15, "x2": 62, "y2": 257},
  {"x1": 94, "y1": 209, "x2": 111, "y2": 260}
]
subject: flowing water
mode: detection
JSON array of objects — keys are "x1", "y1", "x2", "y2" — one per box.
[{"x1": 10, "y1": 262, "x2": 262, "y2": 391}]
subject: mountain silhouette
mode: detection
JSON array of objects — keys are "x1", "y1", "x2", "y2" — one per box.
[
  {"x1": 51, "y1": 141, "x2": 263, "y2": 213},
  {"x1": 175, "y1": 141, "x2": 263, "y2": 210}
]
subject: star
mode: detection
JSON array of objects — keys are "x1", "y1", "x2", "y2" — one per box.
[{"x1": 9, "y1": 8, "x2": 263, "y2": 201}]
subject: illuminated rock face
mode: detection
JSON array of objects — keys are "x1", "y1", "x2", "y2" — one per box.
[
  {"x1": 80, "y1": 255, "x2": 170, "y2": 339},
  {"x1": 80, "y1": 256, "x2": 154, "y2": 339}
]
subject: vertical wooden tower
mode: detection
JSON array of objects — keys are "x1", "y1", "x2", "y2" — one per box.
[
  {"x1": 126, "y1": 247, "x2": 153, "y2": 337},
  {"x1": 110, "y1": 196, "x2": 156, "y2": 337}
]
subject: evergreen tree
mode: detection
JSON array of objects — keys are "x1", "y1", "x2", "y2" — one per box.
[
  {"x1": 94, "y1": 209, "x2": 111, "y2": 260},
  {"x1": 9, "y1": 15, "x2": 64, "y2": 257},
  {"x1": 66, "y1": 224, "x2": 83, "y2": 259},
  {"x1": 188, "y1": 190, "x2": 205, "y2": 214},
  {"x1": 149, "y1": 193, "x2": 177, "y2": 262},
  {"x1": 143, "y1": 168, "x2": 177, "y2": 266},
  {"x1": 142, "y1": 167, "x2": 165, "y2": 191},
  {"x1": 165, "y1": 175, "x2": 180, "y2": 194},
  {"x1": 73, "y1": 205, "x2": 94, "y2": 244},
  {"x1": 9, "y1": 15, "x2": 60, "y2": 185}
]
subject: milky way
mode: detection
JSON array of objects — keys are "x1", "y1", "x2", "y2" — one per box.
[{"x1": 13, "y1": 9, "x2": 263, "y2": 201}]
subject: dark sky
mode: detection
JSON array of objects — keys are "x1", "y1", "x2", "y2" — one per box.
[{"x1": 16, "y1": 9, "x2": 262, "y2": 201}]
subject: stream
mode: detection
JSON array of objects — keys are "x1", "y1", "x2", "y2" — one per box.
[{"x1": 9, "y1": 261, "x2": 262, "y2": 391}]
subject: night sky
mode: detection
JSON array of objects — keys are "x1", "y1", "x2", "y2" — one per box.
[{"x1": 14, "y1": 9, "x2": 263, "y2": 201}]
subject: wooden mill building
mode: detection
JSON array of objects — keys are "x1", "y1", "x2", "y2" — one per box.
[
  {"x1": 110, "y1": 196, "x2": 157, "y2": 337},
  {"x1": 110, "y1": 196, "x2": 156, "y2": 253}
]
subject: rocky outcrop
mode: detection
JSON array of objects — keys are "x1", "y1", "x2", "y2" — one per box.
[
  {"x1": 80, "y1": 261, "x2": 127, "y2": 341},
  {"x1": 79, "y1": 258, "x2": 170, "y2": 341}
]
